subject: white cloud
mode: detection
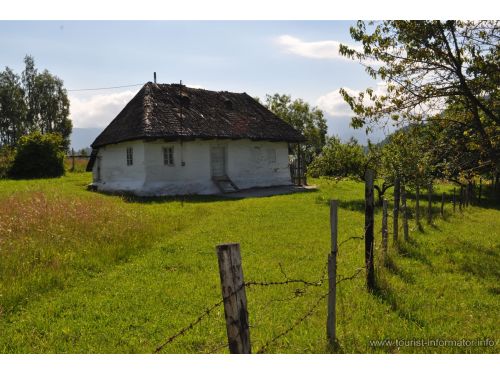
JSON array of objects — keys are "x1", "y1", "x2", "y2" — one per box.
[
  {"x1": 316, "y1": 83, "x2": 387, "y2": 117},
  {"x1": 316, "y1": 88, "x2": 358, "y2": 117},
  {"x1": 69, "y1": 90, "x2": 137, "y2": 128},
  {"x1": 275, "y1": 35, "x2": 361, "y2": 61}
]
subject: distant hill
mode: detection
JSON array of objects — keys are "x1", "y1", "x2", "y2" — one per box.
[
  {"x1": 70, "y1": 128, "x2": 103, "y2": 151},
  {"x1": 325, "y1": 115, "x2": 387, "y2": 146}
]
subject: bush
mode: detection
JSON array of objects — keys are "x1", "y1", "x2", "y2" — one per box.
[
  {"x1": 308, "y1": 137, "x2": 366, "y2": 179},
  {"x1": 8, "y1": 132, "x2": 65, "y2": 179},
  {"x1": 0, "y1": 146, "x2": 15, "y2": 178}
]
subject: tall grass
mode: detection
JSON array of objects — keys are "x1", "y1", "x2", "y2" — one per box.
[
  {"x1": 0, "y1": 190, "x2": 153, "y2": 316},
  {"x1": 64, "y1": 157, "x2": 89, "y2": 173}
]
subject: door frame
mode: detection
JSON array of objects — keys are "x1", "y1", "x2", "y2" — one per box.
[{"x1": 210, "y1": 145, "x2": 227, "y2": 177}]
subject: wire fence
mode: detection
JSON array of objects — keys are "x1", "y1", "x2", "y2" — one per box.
[
  {"x1": 153, "y1": 173, "x2": 484, "y2": 354},
  {"x1": 154, "y1": 233, "x2": 366, "y2": 354}
]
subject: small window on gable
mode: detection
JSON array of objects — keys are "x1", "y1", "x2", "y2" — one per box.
[
  {"x1": 163, "y1": 146, "x2": 174, "y2": 166},
  {"x1": 267, "y1": 148, "x2": 276, "y2": 163},
  {"x1": 126, "y1": 147, "x2": 133, "y2": 166}
]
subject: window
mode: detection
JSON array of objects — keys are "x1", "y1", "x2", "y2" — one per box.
[
  {"x1": 163, "y1": 146, "x2": 174, "y2": 166},
  {"x1": 126, "y1": 147, "x2": 133, "y2": 166}
]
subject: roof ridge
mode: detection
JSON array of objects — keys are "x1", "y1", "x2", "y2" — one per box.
[{"x1": 90, "y1": 82, "x2": 305, "y2": 148}]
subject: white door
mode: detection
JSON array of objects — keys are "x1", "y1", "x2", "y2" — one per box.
[{"x1": 211, "y1": 146, "x2": 226, "y2": 177}]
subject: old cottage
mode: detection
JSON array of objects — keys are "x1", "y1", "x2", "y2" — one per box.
[{"x1": 86, "y1": 82, "x2": 305, "y2": 195}]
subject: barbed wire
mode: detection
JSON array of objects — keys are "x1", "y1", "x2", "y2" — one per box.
[
  {"x1": 207, "y1": 341, "x2": 230, "y2": 354},
  {"x1": 154, "y1": 297, "x2": 225, "y2": 353},
  {"x1": 256, "y1": 266, "x2": 365, "y2": 354},
  {"x1": 154, "y1": 230, "x2": 368, "y2": 354}
]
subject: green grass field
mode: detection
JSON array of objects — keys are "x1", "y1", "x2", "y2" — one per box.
[{"x1": 0, "y1": 173, "x2": 498, "y2": 353}]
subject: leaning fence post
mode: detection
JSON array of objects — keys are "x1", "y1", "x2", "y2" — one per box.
[
  {"x1": 216, "y1": 243, "x2": 251, "y2": 354},
  {"x1": 382, "y1": 199, "x2": 388, "y2": 262},
  {"x1": 365, "y1": 169, "x2": 375, "y2": 290},
  {"x1": 393, "y1": 178, "x2": 400, "y2": 243},
  {"x1": 441, "y1": 192, "x2": 445, "y2": 217},
  {"x1": 327, "y1": 200, "x2": 338, "y2": 346},
  {"x1": 401, "y1": 184, "x2": 409, "y2": 241}
]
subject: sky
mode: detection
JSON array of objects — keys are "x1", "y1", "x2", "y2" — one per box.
[{"x1": 0, "y1": 21, "x2": 392, "y2": 149}]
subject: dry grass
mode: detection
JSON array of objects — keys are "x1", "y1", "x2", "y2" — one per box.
[
  {"x1": 64, "y1": 157, "x2": 89, "y2": 173},
  {"x1": 0, "y1": 190, "x2": 153, "y2": 316}
]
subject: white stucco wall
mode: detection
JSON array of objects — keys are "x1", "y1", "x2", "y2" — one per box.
[
  {"x1": 92, "y1": 138, "x2": 292, "y2": 196},
  {"x1": 91, "y1": 140, "x2": 146, "y2": 193}
]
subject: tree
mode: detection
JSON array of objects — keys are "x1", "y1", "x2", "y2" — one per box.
[
  {"x1": 33, "y1": 69, "x2": 72, "y2": 148},
  {"x1": 308, "y1": 136, "x2": 366, "y2": 179},
  {"x1": 369, "y1": 125, "x2": 435, "y2": 204},
  {"x1": 339, "y1": 21, "x2": 499, "y2": 178},
  {"x1": 265, "y1": 93, "x2": 328, "y2": 164},
  {"x1": 0, "y1": 55, "x2": 72, "y2": 150},
  {"x1": 0, "y1": 68, "x2": 27, "y2": 146},
  {"x1": 8, "y1": 131, "x2": 65, "y2": 179}
]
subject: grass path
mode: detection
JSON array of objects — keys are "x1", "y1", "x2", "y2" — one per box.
[{"x1": 0, "y1": 174, "x2": 498, "y2": 353}]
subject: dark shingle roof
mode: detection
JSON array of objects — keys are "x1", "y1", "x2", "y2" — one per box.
[{"x1": 90, "y1": 82, "x2": 305, "y2": 149}]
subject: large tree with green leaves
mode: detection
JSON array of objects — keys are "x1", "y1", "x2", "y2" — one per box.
[
  {"x1": 0, "y1": 68, "x2": 26, "y2": 146},
  {"x1": 265, "y1": 93, "x2": 328, "y2": 163},
  {"x1": 369, "y1": 125, "x2": 436, "y2": 204},
  {"x1": 0, "y1": 55, "x2": 72, "y2": 149},
  {"x1": 339, "y1": 20, "x2": 499, "y2": 178}
]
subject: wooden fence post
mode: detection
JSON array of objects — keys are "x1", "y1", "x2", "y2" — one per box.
[
  {"x1": 401, "y1": 184, "x2": 409, "y2": 241},
  {"x1": 393, "y1": 178, "x2": 400, "y2": 243},
  {"x1": 478, "y1": 178, "x2": 482, "y2": 204},
  {"x1": 427, "y1": 183, "x2": 433, "y2": 224},
  {"x1": 382, "y1": 199, "x2": 388, "y2": 262},
  {"x1": 441, "y1": 192, "x2": 445, "y2": 217},
  {"x1": 71, "y1": 148, "x2": 75, "y2": 172},
  {"x1": 459, "y1": 185, "x2": 463, "y2": 211},
  {"x1": 464, "y1": 183, "x2": 470, "y2": 207},
  {"x1": 216, "y1": 243, "x2": 251, "y2": 354},
  {"x1": 453, "y1": 188, "x2": 456, "y2": 213},
  {"x1": 415, "y1": 185, "x2": 420, "y2": 227},
  {"x1": 327, "y1": 200, "x2": 338, "y2": 346},
  {"x1": 365, "y1": 170, "x2": 375, "y2": 290}
]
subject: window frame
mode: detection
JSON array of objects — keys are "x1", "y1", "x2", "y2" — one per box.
[
  {"x1": 126, "y1": 147, "x2": 133, "y2": 166},
  {"x1": 163, "y1": 146, "x2": 175, "y2": 166}
]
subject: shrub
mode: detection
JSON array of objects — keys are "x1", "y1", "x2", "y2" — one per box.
[
  {"x1": 0, "y1": 146, "x2": 15, "y2": 178},
  {"x1": 8, "y1": 132, "x2": 65, "y2": 179},
  {"x1": 308, "y1": 137, "x2": 366, "y2": 179}
]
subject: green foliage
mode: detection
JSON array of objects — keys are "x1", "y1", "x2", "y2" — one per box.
[
  {"x1": 0, "y1": 55, "x2": 72, "y2": 150},
  {"x1": 373, "y1": 126, "x2": 435, "y2": 187},
  {"x1": 0, "y1": 68, "x2": 27, "y2": 146},
  {"x1": 8, "y1": 132, "x2": 65, "y2": 179},
  {"x1": 308, "y1": 136, "x2": 366, "y2": 179},
  {"x1": 0, "y1": 146, "x2": 15, "y2": 178},
  {"x1": 340, "y1": 20, "x2": 499, "y2": 178},
  {"x1": 265, "y1": 93, "x2": 328, "y2": 163}
]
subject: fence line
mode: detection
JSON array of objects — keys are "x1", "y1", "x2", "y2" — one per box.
[
  {"x1": 154, "y1": 178, "x2": 471, "y2": 354},
  {"x1": 153, "y1": 235, "x2": 366, "y2": 354}
]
